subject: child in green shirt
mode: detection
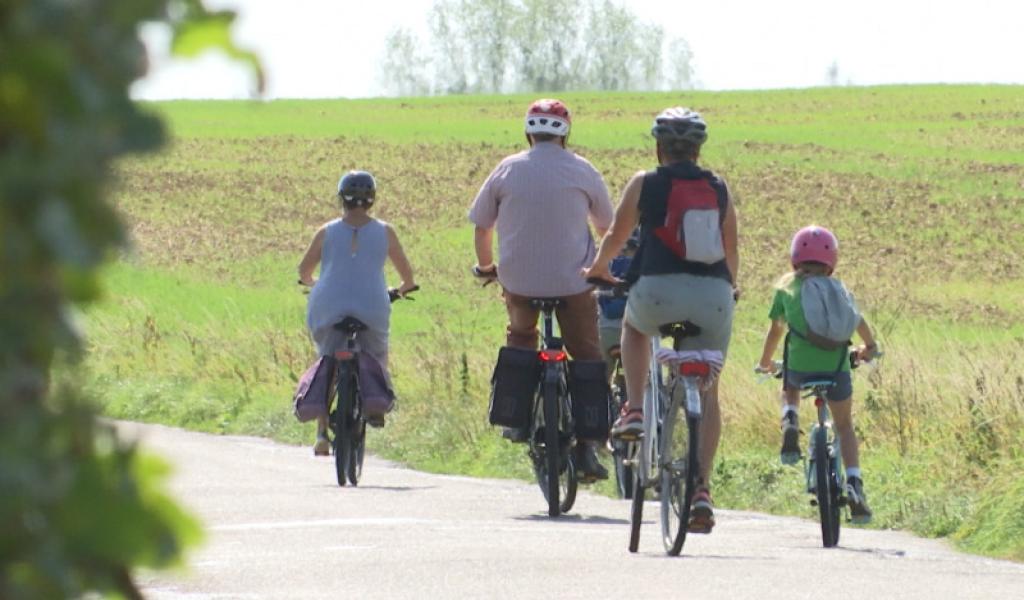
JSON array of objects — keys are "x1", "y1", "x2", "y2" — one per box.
[{"x1": 757, "y1": 225, "x2": 879, "y2": 524}]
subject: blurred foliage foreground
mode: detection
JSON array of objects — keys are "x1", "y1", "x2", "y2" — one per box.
[{"x1": 0, "y1": 1, "x2": 258, "y2": 597}]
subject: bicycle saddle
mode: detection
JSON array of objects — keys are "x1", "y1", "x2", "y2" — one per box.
[
  {"x1": 529, "y1": 297, "x2": 565, "y2": 312},
  {"x1": 801, "y1": 378, "x2": 837, "y2": 390},
  {"x1": 658, "y1": 320, "x2": 702, "y2": 340},
  {"x1": 333, "y1": 316, "x2": 368, "y2": 334}
]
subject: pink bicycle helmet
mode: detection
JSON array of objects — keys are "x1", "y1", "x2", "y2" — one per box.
[{"x1": 790, "y1": 225, "x2": 839, "y2": 270}]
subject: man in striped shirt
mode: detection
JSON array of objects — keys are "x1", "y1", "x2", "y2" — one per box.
[{"x1": 469, "y1": 99, "x2": 614, "y2": 481}]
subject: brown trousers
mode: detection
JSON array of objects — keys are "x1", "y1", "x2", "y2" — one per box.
[{"x1": 503, "y1": 289, "x2": 602, "y2": 361}]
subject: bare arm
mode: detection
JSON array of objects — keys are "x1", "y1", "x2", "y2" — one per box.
[
  {"x1": 386, "y1": 224, "x2": 416, "y2": 293},
  {"x1": 297, "y1": 226, "x2": 327, "y2": 285},
  {"x1": 474, "y1": 226, "x2": 495, "y2": 268},
  {"x1": 855, "y1": 317, "x2": 879, "y2": 360},
  {"x1": 722, "y1": 195, "x2": 739, "y2": 287},
  {"x1": 758, "y1": 319, "x2": 787, "y2": 371},
  {"x1": 583, "y1": 171, "x2": 644, "y2": 281}
]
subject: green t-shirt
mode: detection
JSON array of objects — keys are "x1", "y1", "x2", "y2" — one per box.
[{"x1": 769, "y1": 276, "x2": 850, "y2": 373}]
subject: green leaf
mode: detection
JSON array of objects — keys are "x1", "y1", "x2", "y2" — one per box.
[{"x1": 170, "y1": 11, "x2": 265, "y2": 93}]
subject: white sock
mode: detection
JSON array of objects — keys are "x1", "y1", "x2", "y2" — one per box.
[
  {"x1": 781, "y1": 405, "x2": 798, "y2": 419},
  {"x1": 846, "y1": 467, "x2": 862, "y2": 479}
]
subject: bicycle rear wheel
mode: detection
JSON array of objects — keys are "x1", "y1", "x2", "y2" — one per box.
[
  {"x1": 814, "y1": 426, "x2": 840, "y2": 547},
  {"x1": 347, "y1": 419, "x2": 365, "y2": 486},
  {"x1": 542, "y1": 379, "x2": 561, "y2": 516},
  {"x1": 333, "y1": 363, "x2": 355, "y2": 487},
  {"x1": 659, "y1": 386, "x2": 699, "y2": 556}
]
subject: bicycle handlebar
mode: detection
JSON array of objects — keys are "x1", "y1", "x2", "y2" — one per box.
[
  {"x1": 586, "y1": 276, "x2": 628, "y2": 298},
  {"x1": 388, "y1": 285, "x2": 420, "y2": 303}
]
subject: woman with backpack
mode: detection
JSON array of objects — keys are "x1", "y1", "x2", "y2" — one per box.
[
  {"x1": 584, "y1": 107, "x2": 738, "y2": 534},
  {"x1": 756, "y1": 225, "x2": 878, "y2": 523},
  {"x1": 298, "y1": 170, "x2": 417, "y2": 455}
]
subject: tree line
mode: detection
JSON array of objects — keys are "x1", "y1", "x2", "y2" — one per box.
[{"x1": 380, "y1": 0, "x2": 696, "y2": 96}]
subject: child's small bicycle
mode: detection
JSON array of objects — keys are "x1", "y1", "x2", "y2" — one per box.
[{"x1": 756, "y1": 352, "x2": 876, "y2": 547}]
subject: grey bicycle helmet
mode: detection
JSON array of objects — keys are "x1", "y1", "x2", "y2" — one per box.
[
  {"x1": 651, "y1": 107, "x2": 708, "y2": 145},
  {"x1": 337, "y1": 170, "x2": 376, "y2": 207}
]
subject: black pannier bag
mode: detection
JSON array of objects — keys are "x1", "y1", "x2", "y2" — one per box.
[
  {"x1": 488, "y1": 347, "x2": 541, "y2": 429},
  {"x1": 568, "y1": 360, "x2": 611, "y2": 440}
]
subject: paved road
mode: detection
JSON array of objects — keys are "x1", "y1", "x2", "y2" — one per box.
[{"x1": 125, "y1": 422, "x2": 1024, "y2": 600}]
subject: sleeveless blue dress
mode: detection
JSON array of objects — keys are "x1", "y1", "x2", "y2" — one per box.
[{"x1": 306, "y1": 218, "x2": 390, "y2": 358}]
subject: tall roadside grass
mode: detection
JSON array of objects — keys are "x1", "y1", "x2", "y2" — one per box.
[{"x1": 83, "y1": 262, "x2": 1024, "y2": 559}]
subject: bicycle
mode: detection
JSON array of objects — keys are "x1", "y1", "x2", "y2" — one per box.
[
  {"x1": 590, "y1": 281, "x2": 722, "y2": 556},
  {"x1": 529, "y1": 298, "x2": 579, "y2": 517},
  {"x1": 756, "y1": 351, "x2": 875, "y2": 547},
  {"x1": 474, "y1": 266, "x2": 578, "y2": 517},
  {"x1": 607, "y1": 348, "x2": 633, "y2": 499},
  {"x1": 301, "y1": 282, "x2": 418, "y2": 487},
  {"x1": 592, "y1": 286, "x2": 632, "y2": 499}
]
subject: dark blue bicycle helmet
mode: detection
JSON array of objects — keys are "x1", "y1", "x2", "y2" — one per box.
[{"x1": 337, "y1": 171, "x2": 376, "y2": 208}]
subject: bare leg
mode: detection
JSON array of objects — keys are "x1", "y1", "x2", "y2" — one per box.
[
  {"x1": 621, "y1": 319, "x2": 650, "y2": 413},
  {"x1": 698, "y1": 379, "x2": 722, "y2": 485},
  {"x1": 828, "y1": 398, "x2": 860, "y2": 470}
]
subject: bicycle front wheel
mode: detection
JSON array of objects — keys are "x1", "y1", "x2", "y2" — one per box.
[
  {"x1": 814, "y1": 426, "x2": 840, "y2": 547},
  {"x1": 659, "y1": 385, "x2": 698, "y2": 556},
  {"x1": 628, "y1": 446, "x2": 644, "y2": 553}
]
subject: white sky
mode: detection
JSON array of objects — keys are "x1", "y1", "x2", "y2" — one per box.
[{"x1": 132, "y1": 0, "x2": 1024, "y2": 99}]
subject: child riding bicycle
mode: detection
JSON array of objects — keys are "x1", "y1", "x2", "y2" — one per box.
[
  {"x1": 597, "y1": 233, "x2": 639, "y2": 376},
  {"x1": 298, "y1": 170, "x2": 417, "y2": 455},
  {"x1": 756, "y1": 225, "x2": 878, "y2": 524}
]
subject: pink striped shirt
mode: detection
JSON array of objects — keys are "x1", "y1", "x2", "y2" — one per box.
[{"x1": 469, "y1": 142, "x2": 613, "y2": 298}]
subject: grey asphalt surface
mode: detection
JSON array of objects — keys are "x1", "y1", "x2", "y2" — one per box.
[{"x1": 125, "y1": 422, "x2": 1024, "y2": 600}]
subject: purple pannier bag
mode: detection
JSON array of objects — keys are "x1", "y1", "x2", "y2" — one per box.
[
  {"x1": 293, "y1": 355, "x2": 336, "y2": 422},
  {"x1": 358, "y1": 352, "x2": 395, "y2": 418}
]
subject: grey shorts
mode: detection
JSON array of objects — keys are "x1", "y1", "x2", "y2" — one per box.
[
  {"x1": 784, "y1": 369, "x2": 852, "y2": 401},
  {"x1": 624, "y1": 273, "x2": 734, "y2": 355},
  {"x1": 598, "y1": 323, "x2": 623, "y2": 364}
]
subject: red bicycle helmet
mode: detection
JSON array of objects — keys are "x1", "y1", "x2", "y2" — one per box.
[
  {"x1": 525, "y1": 98, "x2": 571, "y2": 136},
  {"x1": 790, "y1": 225, "x2": 839, "y2": 270}
]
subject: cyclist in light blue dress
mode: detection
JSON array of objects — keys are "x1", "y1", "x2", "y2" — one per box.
[{"x1": 298, "y1": 171, "x2": 416, "y2": 454}]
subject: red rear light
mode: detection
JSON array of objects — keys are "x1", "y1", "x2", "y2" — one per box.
[
  {"x1": 539, "y1": 350, "x2": 567, "y2": 362},
  {"x1": 334, "y1": 351, "x2": 354, "y2": 360},
  {"x1": 678, "y1": 362, "x2": 710, "y2": 377}
]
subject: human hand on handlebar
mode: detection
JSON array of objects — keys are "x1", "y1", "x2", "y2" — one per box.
[
  {"x1": 472, "y1": 264, "x2": 498, "y2": 287},
  {"x1": 388, "y1": 284, "x2": 420, "y2": 302},
  {"x1": 855, "y1": 343, "x2": 882, "y2": 364}
]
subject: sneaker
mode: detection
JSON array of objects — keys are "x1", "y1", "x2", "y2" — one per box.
[
  {"x1": 688, "y1": 487, "x2": 715, "y2": 533},
  {"x1": 313, "y1": 431, "x2": 330, "y2": 456},
  {"x1": 610, "y1": 407, "x2": 644, "y2": 440},
  {"x1": 846, "y1": 476, "x2": 873, "y2": 524},
  {"x1": 574, "y1": 443, "x2": 609, "y2": 483},
  {"x1": 780, "y1": 411, "x2": 801, "y2": 465},
  {"x1": 501, "y1": 426, "x2": 529, "y2": 443},
  {"x1": 366, "y1": 414, "x2": 386, "y2": 429}
]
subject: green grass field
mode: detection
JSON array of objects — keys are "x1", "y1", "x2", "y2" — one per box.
[{"x1": 81, "y1": 85, "x2": 1024, "y2": 559}]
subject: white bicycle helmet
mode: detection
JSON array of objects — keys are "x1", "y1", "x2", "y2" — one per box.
[{"x1": 651, "y1": 107, "x2": 708, "y2": 145}]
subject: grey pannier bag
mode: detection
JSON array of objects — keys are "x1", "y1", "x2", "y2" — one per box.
[{"x1": 797, "y1": 275, "x2": 860, "y2": 350}]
